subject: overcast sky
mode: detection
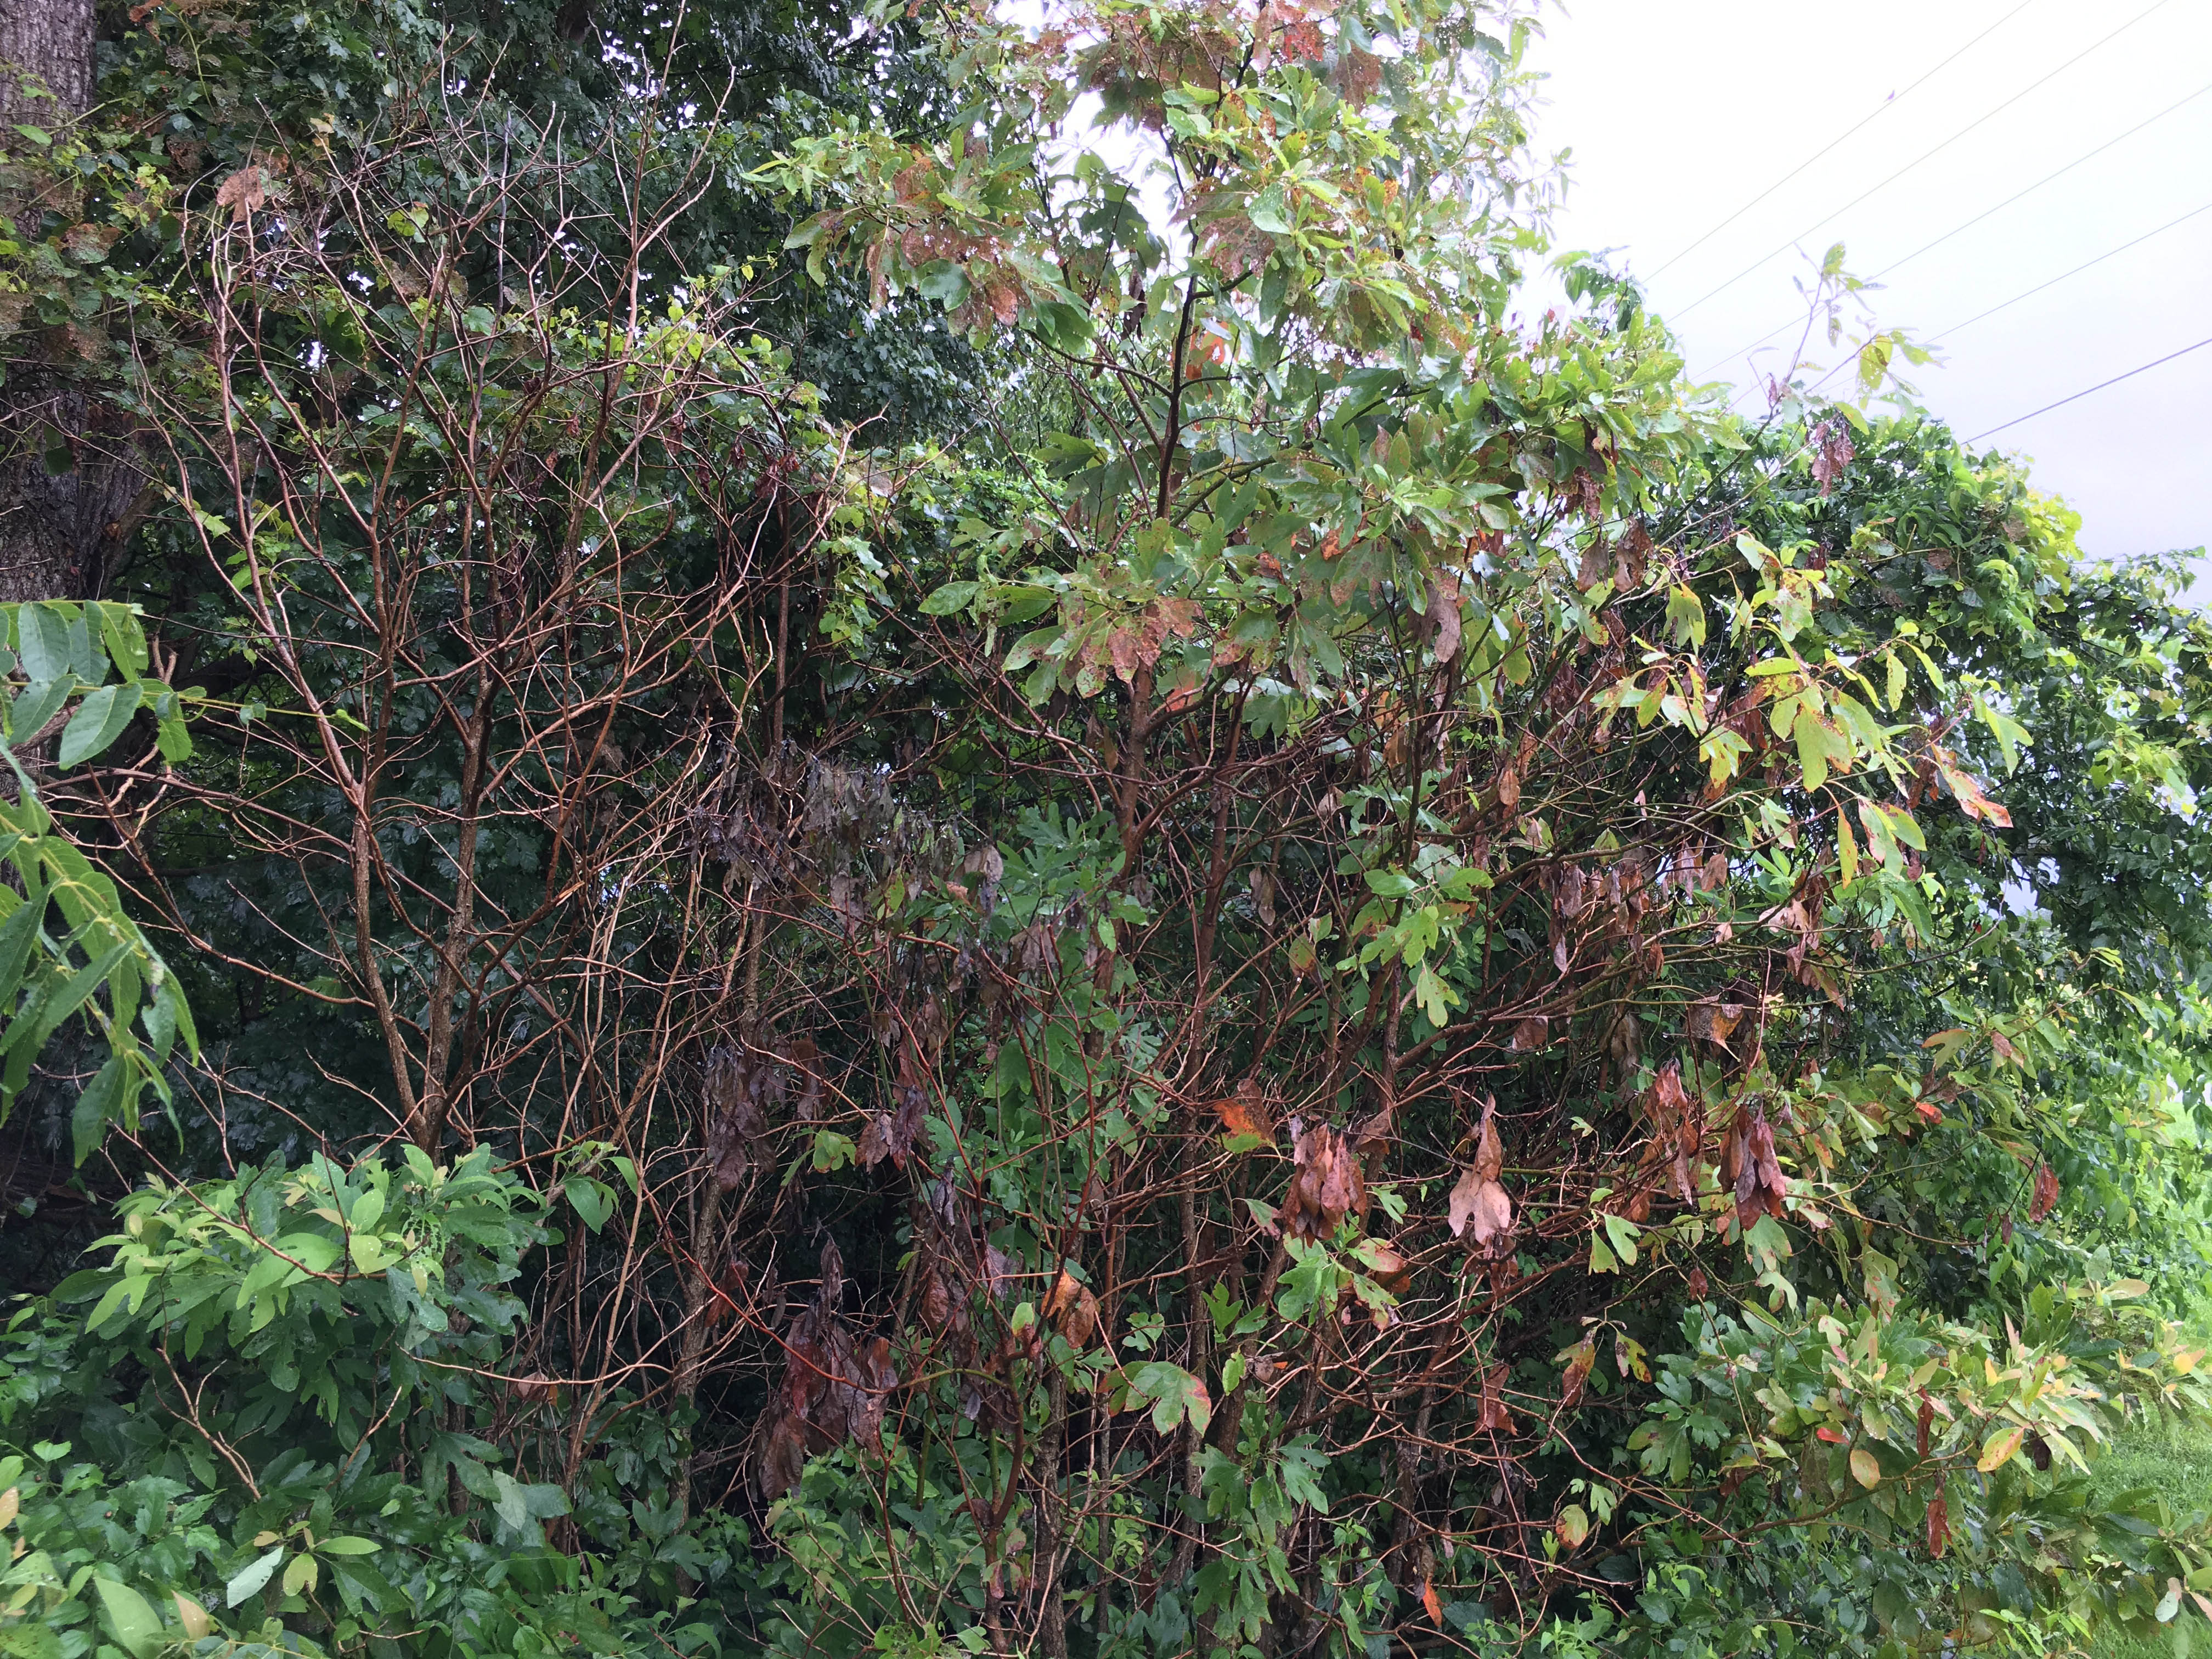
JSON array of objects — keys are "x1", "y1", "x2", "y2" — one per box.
[{"x1": 1518, "y1": 0, "x2": 2212, "y2": 576}]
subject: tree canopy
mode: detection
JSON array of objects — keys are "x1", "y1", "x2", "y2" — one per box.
[{"x1": 3, "y1": 2, "x2": 2211, "y2": 1658}]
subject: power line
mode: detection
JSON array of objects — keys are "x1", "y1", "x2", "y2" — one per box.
[
  {"x1": 1645, "y1": 0, "x2": 2039, "y2": 283},
  {"x1": 1669, "y1": 0, "x2": 2177, "y2": 321},
  {"x1": 1967, "y1": 335, "x2": 2212, "y2": 442},
  {"x1": 1730, "y1": 195, "x2": 2212, "y2": 413},
  {"x1": 1931, "y1": 198, "x2": 2212, "y2": 342},
  {"x1": 1692, "y1": 77, "x2": 2212, "y2": 380}
]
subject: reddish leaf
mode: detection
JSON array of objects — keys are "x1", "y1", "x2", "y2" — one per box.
[
  {"x1": 1421, "y1": 1579, "x2": 1443, "y2": 1624},
  {"x1": 2028, "y1": 1163, "x2": 2059, "y2": 1223},
  {"x1": 1925, "y1": 1492, "x2": 1950, "y2": 1558},
  {"x1": 1213, "y1": 1077, "x2": 1271, "y2": 1140}
]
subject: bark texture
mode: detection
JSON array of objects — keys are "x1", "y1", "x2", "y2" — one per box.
[{"x1": 0, "y1": 0, "x2": 140, "y2": 605}]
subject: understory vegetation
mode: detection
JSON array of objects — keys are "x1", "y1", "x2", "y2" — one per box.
[{"x1": 3, "y1": 0, "x2": 2212, "y2": 1656}]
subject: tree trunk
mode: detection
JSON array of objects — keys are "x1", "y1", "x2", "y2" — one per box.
[
  {"x1": 0, "y1": 0, "x2": 142, "y2": 606},
  {"x1": 0, "y1": 0, "x2": 94, "y2": 130}
]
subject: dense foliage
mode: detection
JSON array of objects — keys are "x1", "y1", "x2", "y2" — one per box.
[{"x1": 4, "y1": 1, "x2": 2212, "y2": 1657}]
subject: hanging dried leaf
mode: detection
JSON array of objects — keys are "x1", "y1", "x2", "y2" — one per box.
[
  {"x1": 1475, "y1": 1363, "x2": 1513, "y2": 1434},
  {"x1": 1427, "y1": 572, "x2": 1462, "y2": 663},
  {"x1": 1559, "y1": 1339, "x2": 1596, "y2": 1409},
  {"x1": 1916, "y1": 1391, "x2": 1934, "y2": 1458},
  {"x1": 1448, "y1": 1167, "x2": 1514, "y2": 1246},
  {"x1": 1042, "y1": 1269, "x2": 1101, "y2": 1346},
  {"x1": 1473, "y1": 1094, "x2": 1505, "y2": 1178},
  {"x1": 2028, "y1": 1163, "x2": 2059, "y2": 1222},
  {"x1": 1508, "y1": 1015, "x2": 1550, "y2": 1052},
  {"x1": 1685, "y1": 996, "x2": 1744, "y2": 1053},
  {"x1": 1925, "y1": 1491, "x2": 1950, "y2": 1558},
  {"x1": 1212, "y1": 1076, "x2": 1271, "y2": 1139},
  {"x1": 1280, "y1": 1124, "x2": 1364, "y2": 1240}
]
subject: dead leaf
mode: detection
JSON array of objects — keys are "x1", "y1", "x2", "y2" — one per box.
[
  {"x1": 1475, "y1": 1362, "x2": 1513, "y2": 1434},
  {"x1": 1473, "y1": 1096, "x2": 1504, "y2": 1180},
  {"x1": 1559, "y1": 1339, "x2": 1596, "y2": 1408},
  {"x1": 1420, "y1": 1579, "x2": 1443, "y2": 1624},
  {"x1": 1925, "y1": 1491, "x2": 1949, "y2": 1558},
  {"x1": 1213, "y1": 1076, "x2": 1271, "y2": 1139},
  {"x1": 215, "y1": 164, "x2": 269, "y2": 224},
  {"x1": 1280, "y1": 1124, "x2": 1364, "y2": 1240},
  {"x1": 2028, "y1": 1162, "x2": 2059, "y2": 1222},
  {"x1": 1427, "y1": 573, "x2": 1462, "y2": 663},
  {"x1": 1042, "y1": 1269, "x2": 1101, "y2": 1346}
]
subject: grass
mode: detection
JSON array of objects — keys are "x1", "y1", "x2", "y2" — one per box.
[{"x1": 2080, "y1": 1417, "x2": 2212, "y2": 1659}]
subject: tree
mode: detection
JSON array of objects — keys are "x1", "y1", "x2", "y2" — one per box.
[{"x1": 4, "y1": 0, "x2": 2212, "y2": 1656}]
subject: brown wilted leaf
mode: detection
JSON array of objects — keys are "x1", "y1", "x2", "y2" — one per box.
[
  {"x1": 1042, "y1": 1269, "x2": 1101, "y2": 1346},
  {"x1": 1559, "y1": 1338, "x2": 1596, "y2": 1408},
  {"x1": 757, "y1": 1412, "x2": 810, "y2": 1498},
  {"x1": 1475, "y1": 1362, "x2": 1513, "y2": 1434},
  {"x1": 216, "y1": 165, "x2": 270, "y2": 224},
  {"x1": 1925, "y1": 1491, "x2": 1949, "y2": 1558},
  {"x1": 1474, "y1": 1096, "x2": 1504, "y2": 1180},
  {"x1": 1280, "y1": 1124, "x2": 1364, "y2": 1240},
  {"x1": 1508, "y1": 1014, "x2": 1549, "y2": 1052},
  {"x1": 1448, "y1": 1167, "x2": 1514, "y2": 1245},
  {"x1": 1421, "y1": 1579, "x2": 1442, "y2": 1624},
  {"x1": 1731, "y1": 1110, "x2": 1788, "y2": 1229},
  {"x1": 1427, "y1": 572, "x2": 1462, "y2": 663},
  {"x1": 1213, "y1": 1075, "x2": 1271, "y2": 1140},
  {"x1": 1685, "y1": 996, "x2": 1743, "y2": 1052},
  {"x1": 2028, "y1": 1162, "x2": 2059, "y2": 1222},
  {"x1": 1916, "y1": 1391, "x2": 1934, "y2": 1458}
]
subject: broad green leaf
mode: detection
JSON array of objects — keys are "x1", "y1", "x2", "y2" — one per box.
[
  {"x1": 921, "y1": 581, "x2": 979, "y2": 616},
  {"x1": 227, "y1": 1545, "x2": 283, "y2": 1607},
  {"x1": 93, "y1": 1577, "x2": 166, "y2": 1659},
  {"x1": 58, "y1": 682, "x2": 143, "y2": 769}
]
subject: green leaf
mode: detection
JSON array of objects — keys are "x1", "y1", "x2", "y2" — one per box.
[
  {"x1": 922, "y1": 581, "x2": 980, "y2": 616},
  {"x1": 93, "y1": 1577, "x2": 166, "y2": 1659},
  {"x1": 566, "y1": 1176, "x2": 612, "y2": 1233},
  {"x1": 1601, "y1": 1210, "x2": 1641, "y2": 1266},
  {"x1": 1130, "y1": 1361, "x2": 1212, "y2": 1435},
  {"x1": 70, "y1": 1054, "x2": 131, "y2": 1164},
  {"x1": 1246, "y1": 184, "x2": 1293, "y2": 234},
  {"x1": 58, "y1": 682, "x2": 143, "y2": 768},
  {"x1": 488, "y1": 1470, "x2": 569, "y2": 1529},
  {"x1": 7, "y1": 675, "x2": 74, "y2": 745},
  {"x1": 227, "y1": 1546, "x2": 284, "y2": 1607},
  {"x1": 15, "y1": 605, "x2": 74, "y2": 684},
  {"x1": 317, "y1": 1536, "x2": 380, "y2": 1555}
]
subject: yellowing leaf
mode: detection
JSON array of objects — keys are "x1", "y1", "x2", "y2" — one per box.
[
  {"x1": 1555, "y1": 1503, "x2": 1590, "y2": 1548},
  {"x1": 1977, "y1": 1425, "x2": 2024, "y2": 1473},
  {"x1": 1849, "y1": 1448, "x2": 1880, "y2": 1489}
]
